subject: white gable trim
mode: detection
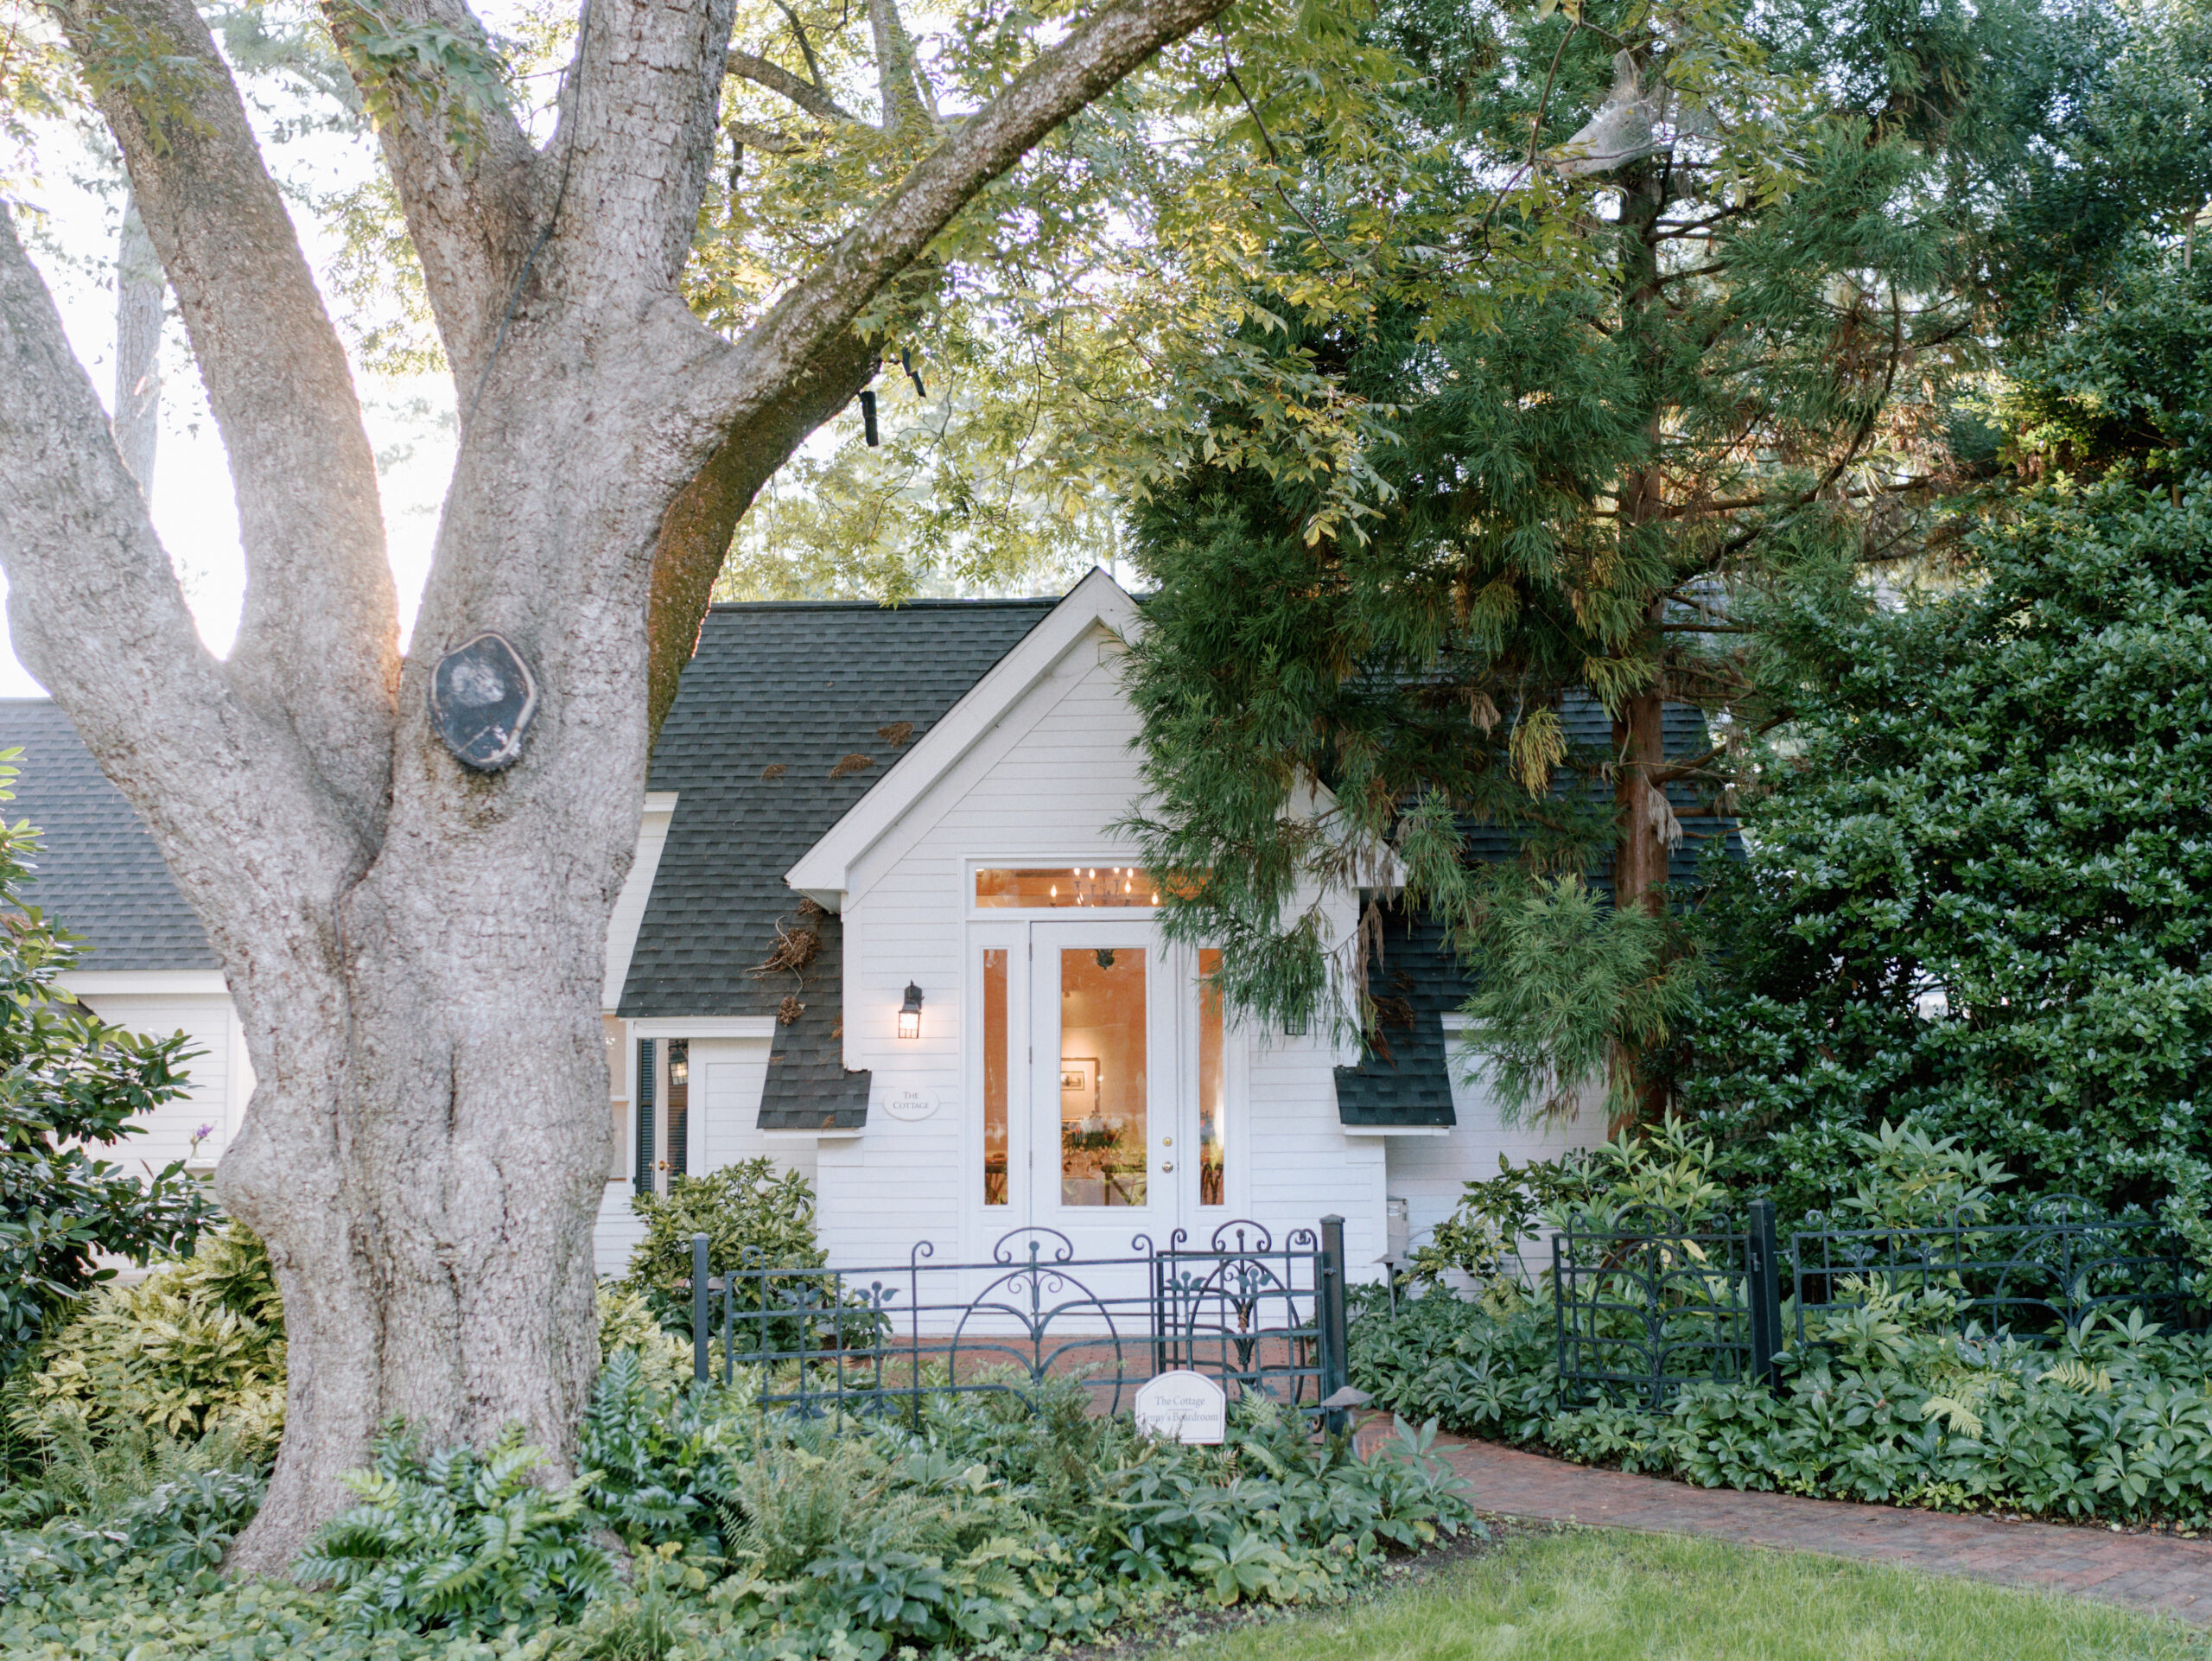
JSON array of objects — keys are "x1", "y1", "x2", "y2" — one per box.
[
  {"x1": 785, "y1": 568, "x2": 1142, "y2": 905},
  {"x1": 603, "y1": 791, "x2": 678, "y2": 1010}
]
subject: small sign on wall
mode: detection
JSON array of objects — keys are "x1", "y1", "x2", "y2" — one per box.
[
  {"x1": 880, "y1": 1085, "x2": 939, "y2": 1123},
  {"x1": 1135, "y1": 1370, "x2": 1227, "y2": 1444}
]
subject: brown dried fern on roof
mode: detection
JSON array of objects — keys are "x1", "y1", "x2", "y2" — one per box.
[
  {"x1": 875, "y1": 722, "x2": 914, "y2": 748},
  {"x1": 753, "y1": 916, "x2": 819, "y2": 978},
  {"x1": 829, "y1": 753, "x2": 874, "y2": 779},
  {"x1": 760, "y1": 763, "x2": 786, "y2": 780},
  {"x1": 777, "y1": 995, "x2": 804, "y2": 1026}
]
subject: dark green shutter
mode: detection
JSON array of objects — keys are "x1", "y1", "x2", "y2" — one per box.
[{"x1": 634, "y1": 1038, "x2": 655, "y2": 1197}]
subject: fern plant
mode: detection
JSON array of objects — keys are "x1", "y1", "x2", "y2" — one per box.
[{"x1": 293, "y1": 1425, "x2": 617, "y2": 1634}]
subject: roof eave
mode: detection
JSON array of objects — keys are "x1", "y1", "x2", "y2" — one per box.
[{"x1": 782, "y1": 567, "x2": 1143, "y2": 899}]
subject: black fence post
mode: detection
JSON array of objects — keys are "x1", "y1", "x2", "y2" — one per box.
[
  {"x1": 1745, "y1": 1200, "x2": 1783, "y2": 1387},
  {"x1": 1150, "y1": 1241, "x2": 1167, "y2": 1378},
  {"x1": 692, "y1": 1231, "x2": 711, "y2": 1384},
  {"x1": 1318, "y1": 1214, "x2": 1350, "y2": 1432}
]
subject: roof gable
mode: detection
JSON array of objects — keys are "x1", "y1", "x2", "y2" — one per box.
[
  {"x1": 784, "y1": 568, "x2": 1141, "y2": 904},
  {"x1": 619, "y1": 595, "x2": 1058, "y2": 1020}
]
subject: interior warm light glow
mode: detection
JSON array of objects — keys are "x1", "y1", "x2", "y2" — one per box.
[{"x1": 976, "y1": 868, "x2": 1170, "y2": 908}]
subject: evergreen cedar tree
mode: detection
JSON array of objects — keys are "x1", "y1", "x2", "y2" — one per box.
[{"x1": 1124, "y1": 0, "x2": 2212, "y2": 1134}]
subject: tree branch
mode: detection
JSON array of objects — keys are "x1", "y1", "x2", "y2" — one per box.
[
  {"x1": 321, "y1": 0, "x2": 540, "y2": 391},
  {"x1": 696, "y1": 0, "x2": 1231, "y2": 442},
  {"x1": 645, "y1": 328, "x2": 880, "y2": 741},
  {"x1": 0, "y1": 213, "x2": 365, "y2": 943},
  {"x1": 728, "y1": 46, "x2": 858, "y2": 124},
  {"x1": 728, "y1": 118, "x2": 803, "y2": 155},
  {"x1": 538, "y1": 0, "x2": 741, "y2": 306},
  {"x1": 868, "y1": 0, "x2": 930, "y2": 130},
  {"x1": 64, "y1": 0, "x2": 398, "y2": 846},
  {"x1": 772, "y1": 1, "x2": 833, "y2": 99}
]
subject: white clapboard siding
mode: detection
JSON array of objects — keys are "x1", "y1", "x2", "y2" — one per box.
[
  {"x1": 594, "y1": 1182, "x2": 647, "y2": 1278},
  {"x1": 821, "y1": 626, "x2": 1382, "y2": 1277},
  {"x1": 826, "y1": 630, "x2": 1143, "y2": 1268},
  {"x1": 1245, "y1": 1030, "x2": 1390, "y2": 1278},
  {"x1": 69, "y1": 991, "x2": 243, "y2": 1171},
  {"x1": 1382, "y1": 1019, "x2": 1611, "y2": 1282},
  {"x1": 696, "y1": 1045, "x2": 810, "y2": 1184}
]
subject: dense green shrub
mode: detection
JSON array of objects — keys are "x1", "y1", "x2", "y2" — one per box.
[
  {"x1": 1667, "y1": 473, "x2": 2212, "y2": 1236},
  {"x1": 624, "y1": 1158, "x2": 843, "y2": 1331},
  {"x1": 9, "y1": 1225, "x2": 693, "y2": 1471},
  {"x1": 626, "y1": 1160, "x2": 824, "y2": 1289},
  {"x1": 0, "y1": 791, "x2": 213, "y2": 1371},
  {"x1": 7, "y1": 1223, "x2": 287, "y2": 1454},
  {"x1": 1358, "y1": 1109, "x2": 2212, "y2": 1529}
]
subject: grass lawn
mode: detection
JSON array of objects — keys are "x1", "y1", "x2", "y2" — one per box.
[{"x1": 1162, "y1": 1530, "x2": 2209, "y2": 1660}]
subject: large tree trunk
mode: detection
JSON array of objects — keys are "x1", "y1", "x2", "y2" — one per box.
[
  {"x1": 1611, "y1": 149, "x2": 1673, "y2": 924},
  {"x1": 221, "y1": 764, "x2": 624, "y2": 1567},
  {"x1": 0, "y1": 0, "x2": 1238, "y2": 1576}
]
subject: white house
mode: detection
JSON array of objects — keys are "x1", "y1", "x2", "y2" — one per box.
[{"x1": 3, "y1": 574, "x2": 1736, "y2": 1281}]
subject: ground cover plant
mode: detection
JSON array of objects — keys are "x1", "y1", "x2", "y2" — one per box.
[
  {"x1": 1352, "y1": 1113, "x2": 2212, "y2": 1528},
  {"x1": 1158, "y1": 1530, "x2": 2209, "y2": 1661},
  {"x1": 0, "y1": 1353, "x2": 1474, "y2": 1659}
]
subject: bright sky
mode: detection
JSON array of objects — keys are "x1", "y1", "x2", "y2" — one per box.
[{"x1": 1, "y1": 39, "x2": 480, "y2": 699}]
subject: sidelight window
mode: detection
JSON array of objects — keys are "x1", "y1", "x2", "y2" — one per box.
[
  {"x1": 1198, "y1": 949, "x2": 1226, "y2": 1206},
  {"x1": 982, "y1": 948, "x2": 1008, "y2": 1205}
]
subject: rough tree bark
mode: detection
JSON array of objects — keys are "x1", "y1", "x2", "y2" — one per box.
[
  {"x1": 111, "y1": 194, "x2": 161, "y2": 494},
  {"x1": 1609, "y1": 153, "x2": 1675, "y2": 926},
  {"x1": 0, "y1": 0, "x2": 1234, "y2": 1572}
]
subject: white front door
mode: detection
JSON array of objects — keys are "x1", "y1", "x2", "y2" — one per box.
[{"x1": 1029, "y1": 920, "x2": 1179, "y2": 1258}]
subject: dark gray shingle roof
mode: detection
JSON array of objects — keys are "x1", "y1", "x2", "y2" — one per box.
[
  {"x1": 0, "y1": 699, "x2": 215, "y2": 971},
  {"x1": 1334, "y1": 697, "x2": 1738, "y2": 1128},
  {"x1": 619, "y1": 599, "x2": 1056, "y2": 1129}
]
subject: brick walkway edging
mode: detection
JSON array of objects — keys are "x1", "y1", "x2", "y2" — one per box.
[{"x1": 1359, "y1": 1420, "x2": 2212, "y2": 1627}]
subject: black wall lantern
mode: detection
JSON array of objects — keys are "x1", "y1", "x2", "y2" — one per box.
[{"x1": 897, "y1": 983, "x2": 924, "y2": 1040}]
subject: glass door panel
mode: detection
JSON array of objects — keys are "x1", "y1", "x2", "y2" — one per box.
[
  {"x1": 1058, "y1": 945, "x2": 1147, "y2": 1207},
  {"x1": 1031, "y1": 921, "x2": 1173, "y2": 1252}
]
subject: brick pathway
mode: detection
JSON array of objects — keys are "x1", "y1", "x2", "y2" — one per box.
[{"x1": 1370, "y1": 1423, "x2": 2212, "y2": 1627}]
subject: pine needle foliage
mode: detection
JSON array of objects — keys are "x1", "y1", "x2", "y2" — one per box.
[{"x1": 1124, "y1": 0, "x2": 2023, "y2": 1103}]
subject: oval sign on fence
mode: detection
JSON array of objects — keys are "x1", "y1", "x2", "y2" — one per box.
[{"x1": 1135, "y1": 1370, "x2": 1226, "y2": 1444}]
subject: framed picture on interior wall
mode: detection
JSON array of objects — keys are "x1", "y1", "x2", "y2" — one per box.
[{"x1": 1060, "y1": 1057, "x2": 1098, "y2": 1111}]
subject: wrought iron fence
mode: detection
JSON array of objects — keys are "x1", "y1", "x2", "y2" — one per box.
[
  {"x1": 687, "y1": 1216, "x2": 1352, "y2": 1428},
  {"x1": 1789, "y1": 1195, "x2": 2200, "y2": 1343},
  {"x1": 1552, "y1": 1202, "x2": 1777, "y2": 1410},
  {"x1": 1554, "y1": 1197, "x2": 2202, "y2": 1409}
]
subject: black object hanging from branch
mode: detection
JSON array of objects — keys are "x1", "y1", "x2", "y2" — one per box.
[
  {"x1": 430, "y1": 631, "x2": 537, "y2": 772},
  {"x1": 859, "y1": 387, "x2": 880, "y2": 446}
]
